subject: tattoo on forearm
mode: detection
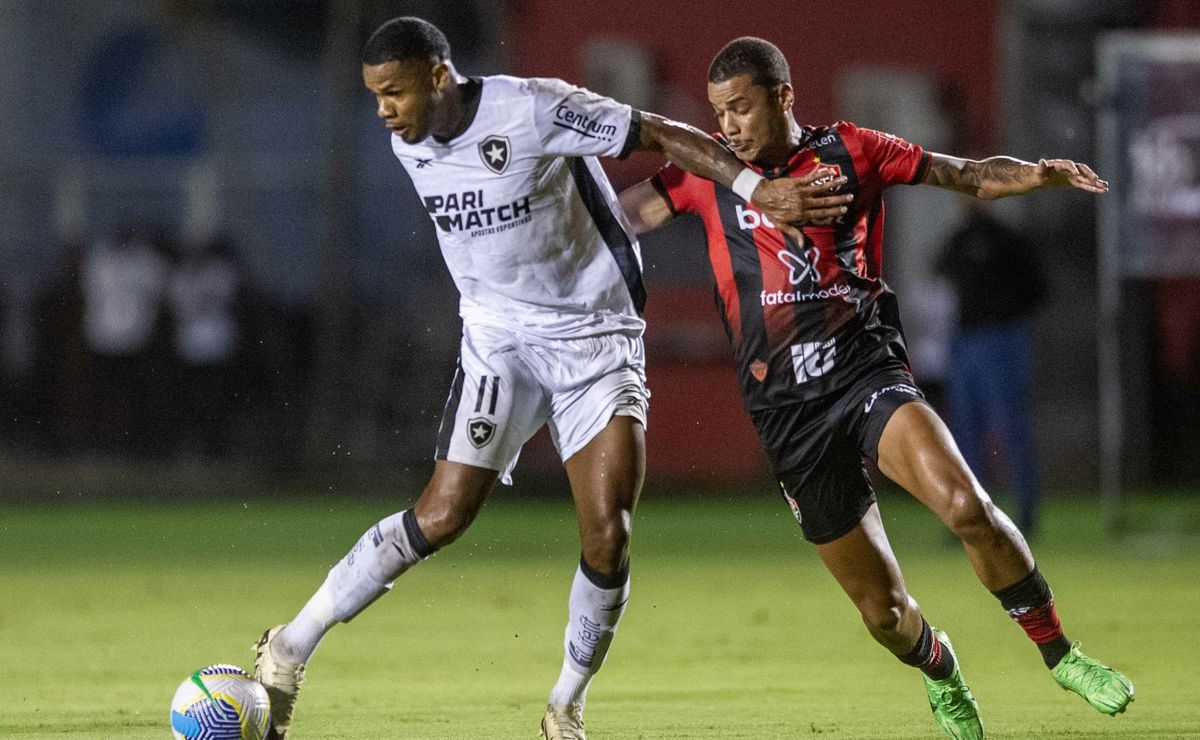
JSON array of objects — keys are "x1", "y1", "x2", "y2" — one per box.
[
  {"x1": 924, "y1": 158, "x2": 978, "y2": 194},
  {"x1": 925, "y1": 155, "x2": 1035, "y2": 198},
  {"x1": 975, "y1": 157, "x2": 1035, "y2": 191}
]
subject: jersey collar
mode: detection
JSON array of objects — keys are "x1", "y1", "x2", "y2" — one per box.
[
  {"x1": 717, "y1": 127, "x2": 816, "y2": 179},
  {"x1": 433, "y1": 76, "x2": 483, "y2": 145}
]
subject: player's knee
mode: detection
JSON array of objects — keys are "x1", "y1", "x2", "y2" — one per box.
[
  {"x1": 859, "y1": 593, "x2": 908, "y2": 636},
  {"x1": 941, "y1": 484, "x2": 994, "y2": 541},
  {"x1": 580, "y1": 515, "x2": 631, "y2": 574},
  {"x1": 414, "y1": 503, "x2": 478, "y2": 548}
]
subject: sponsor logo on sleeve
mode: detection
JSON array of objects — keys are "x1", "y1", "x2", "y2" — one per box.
[{"x1": 552, "y1": 103, "x2": 618, "y2": 141}]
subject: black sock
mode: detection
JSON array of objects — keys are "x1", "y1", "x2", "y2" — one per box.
[
  {"x1": 898, "y1": 619, "x2": 956, "y2": 681},
  {"x1": 579, "y1": 554, "x2": 629, "y2": 589},
  {"x1": 402, "y1": 509, "x2": 437, "y2": 557}
]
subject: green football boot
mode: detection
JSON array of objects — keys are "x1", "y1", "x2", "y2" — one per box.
[
  {"x1": 1050, "y1": 642, "x2": 1134, "y2": 715},
  {"x1": 922, "y1": 629, "x2": 984, "y2": 740}
]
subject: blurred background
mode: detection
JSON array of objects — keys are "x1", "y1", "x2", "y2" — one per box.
[{"x1": 1, "y1": 0, "x2": 1198, "y2": 521}]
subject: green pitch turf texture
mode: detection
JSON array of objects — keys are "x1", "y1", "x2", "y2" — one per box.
[{"x1": 2, "y1": 491, "x2": 1198, "y2": 738}]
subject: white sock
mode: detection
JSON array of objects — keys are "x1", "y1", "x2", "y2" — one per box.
[
  {"x1": 275, "y1": 509, "x2": 433, "y2": 663},
  {"x1": 548, "y1": 561, "x2": 630, "y2": 707}
]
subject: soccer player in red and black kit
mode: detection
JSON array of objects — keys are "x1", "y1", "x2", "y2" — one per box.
[{"x1": 619, "y1": 37, "x2": 1132, "y2": 739}]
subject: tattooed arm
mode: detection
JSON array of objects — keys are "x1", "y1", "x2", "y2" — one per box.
[
  {"x1": 636, "y1": 112, "x2": 852, "y2": 237},
  {"x1": 923, "y1": 153, "x2": 1109, "y2": 199}
]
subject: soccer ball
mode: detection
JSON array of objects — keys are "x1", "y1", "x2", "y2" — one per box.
[{"x1": 170, "y1": 664, "x2": 271, "y2": 740}]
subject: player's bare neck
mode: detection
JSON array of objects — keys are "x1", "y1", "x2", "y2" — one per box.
[
  {"x1": 754, "y1": 147, "x2": 790, "y2": 169},
  {"x1": 754, "y1": 120, "x2": 806, "y2": 169},
  {"x1": 433, "y1": 74, "x2": 480, "y2": 144}
]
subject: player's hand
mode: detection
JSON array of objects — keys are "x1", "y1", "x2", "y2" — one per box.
[
  {"x1": 1037, "y1": 158, "x2": 1109, "y2": 194},
  {"x1": 750, "y1": 168, "x2": 854, "y2": 240}
]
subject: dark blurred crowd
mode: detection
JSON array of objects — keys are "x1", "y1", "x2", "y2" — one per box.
[{"x1": 1, "y1": 225, "x2": 314, "y2": 463}]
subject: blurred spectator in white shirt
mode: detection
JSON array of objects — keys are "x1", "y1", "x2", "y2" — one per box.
[
  {"x1": 80, "y1": 225, "x2": 172, "y2": 456},
  {"x1": 83, "y1": 229, "x2": 168, "y2": 357},
  {"x1": 167, "y1": 236, "x2": 244, "y2": 457}
]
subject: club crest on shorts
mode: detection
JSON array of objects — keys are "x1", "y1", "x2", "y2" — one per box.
[
  {"x1": 478, "y1": 135, "x2": 511, "y2": 174},
  {"x1": 750, "y1": 359, "x2": 768, "y2": 382},
  {"x1": 467, "y1": 417, "x2": 496, "y2": 448}
]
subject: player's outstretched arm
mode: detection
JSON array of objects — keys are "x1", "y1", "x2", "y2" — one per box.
[
  {"x1": 636, "y1": 112, "x2": 852, "y2": 238},
  {"x1": 923, "y1": 153, "x2": 1110, "y2": 199},
  {"x1": 618, "y1": 180, "x2": 675, "y2": 235}
]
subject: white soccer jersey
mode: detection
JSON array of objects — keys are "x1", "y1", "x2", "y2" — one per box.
[{"x1": 390, "y1": 75, "x2": 646, "y2": 339}]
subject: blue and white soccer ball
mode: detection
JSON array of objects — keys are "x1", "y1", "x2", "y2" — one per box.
[{"x1": 170, "y1": 664, "x2": 271, "y2": 740}]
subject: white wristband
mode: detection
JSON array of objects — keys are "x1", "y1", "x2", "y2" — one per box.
[{"x1": 731, "y1": 169, "x2": 766, "y2": 202}]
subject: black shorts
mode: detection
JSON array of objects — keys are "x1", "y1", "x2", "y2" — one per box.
[{"x1": 750, "y1": 363, "x2": 926, "y2": 544}]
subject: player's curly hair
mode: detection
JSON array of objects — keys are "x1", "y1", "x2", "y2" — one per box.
[
  {"x1": 362, "y1": 16, "x2": 450, "y2": 65},
  {"x1": 708, "y1": 37, "x2": 791, "y2": 91}
]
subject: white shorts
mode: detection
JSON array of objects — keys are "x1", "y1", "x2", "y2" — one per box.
[{"x1": 434, "y1": 323, "x2": 649, "y2": 484}]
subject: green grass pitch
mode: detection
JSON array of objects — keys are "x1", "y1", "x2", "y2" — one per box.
[{"x1": 2, "y1": 490, "x2": 1198, "y2": 738}]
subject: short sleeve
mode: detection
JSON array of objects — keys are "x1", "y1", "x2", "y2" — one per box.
[
  {"x1": 843, "y1": 123, "x2": 930, "y2": 187},
  {"x1": 527, "y1": 77, "x2": 640, "y2": 159},
  {"x1": 650, "y1": 162, "x2": 701, "y2": 215}
]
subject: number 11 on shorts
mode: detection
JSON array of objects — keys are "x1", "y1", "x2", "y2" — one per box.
[{"x1": 474, "y1": 375, "x2": 500, "y2": 415}]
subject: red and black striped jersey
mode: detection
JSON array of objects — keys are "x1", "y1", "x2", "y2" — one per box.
[{"x1": 651, "y1": 121, "x2": 930, "y2": 410}]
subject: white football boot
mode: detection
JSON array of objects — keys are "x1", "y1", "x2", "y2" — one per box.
[
  {"x1": 540, "y1": 703, "x2": 586, "y2": 740},
  {"x1": 253, "y1": 625, "x2": 306, "y2": 740}
]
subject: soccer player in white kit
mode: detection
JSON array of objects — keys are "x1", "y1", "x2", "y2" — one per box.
[{"x1": 251, "y1": 17, "x2": 853, "y2": 740}]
